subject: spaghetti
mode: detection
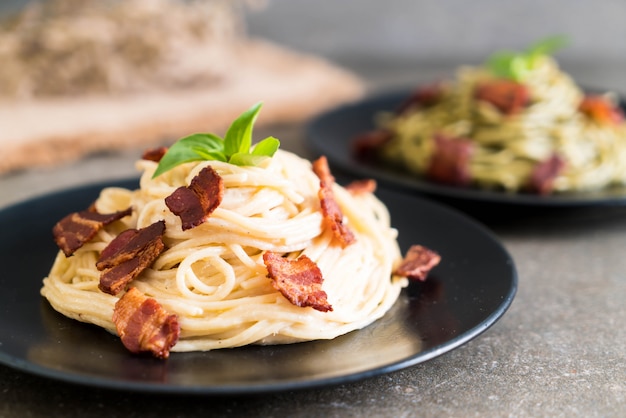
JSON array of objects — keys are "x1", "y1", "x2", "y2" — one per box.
[
  {"x1": 364, "y1": 50, "x2": 626, "y2": 194},
  {"x1": 41, "y1": 149, "x2": 410, "y2": 352}
]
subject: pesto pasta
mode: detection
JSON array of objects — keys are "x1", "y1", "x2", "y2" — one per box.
[{"x1": 369, "y1": 45, "x2": 626, "y2": 194}]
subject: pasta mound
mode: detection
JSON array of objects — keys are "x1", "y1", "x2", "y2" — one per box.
[
  {"x1": 41, "y1": 150, "x2": 408, "y2": 352},
  {"x1": 377, "y1": 56, "x2": 626, "y2": 193}
]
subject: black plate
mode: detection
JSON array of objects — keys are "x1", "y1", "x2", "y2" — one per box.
[
  {"x1": 307, "y1": 90, "x2": 626, "y2": 207},
  {"x1": 0, "y1": 179, "x2": 517, "y2": 394}
]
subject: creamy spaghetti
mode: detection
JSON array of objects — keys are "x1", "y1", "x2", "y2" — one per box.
[
  {"x1": 376, "y1": 55, "x2": 626, "y2": 193},
  {"x1": 41, "y1": 149, "x2": 408, "y2": 352}
]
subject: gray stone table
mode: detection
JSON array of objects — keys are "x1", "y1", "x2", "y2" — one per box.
[
  {"x1": 1, "y1": 100, "x2": 625, "y2": 418},
  {"x1": 1, "y1": 1, "x2": 626, "y2": 416}
]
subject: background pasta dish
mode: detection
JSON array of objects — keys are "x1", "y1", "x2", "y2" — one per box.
[{"x1": 353, "y1": 37, "x2": 626, "y2": 195}]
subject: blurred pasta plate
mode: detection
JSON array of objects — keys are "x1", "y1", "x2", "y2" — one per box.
[
  {"x1": 306, "y1": 90, "x2": 626, "y2": 207},
  {"x1": 0, "y1": 178, "x2": 516, "y2": 394}
]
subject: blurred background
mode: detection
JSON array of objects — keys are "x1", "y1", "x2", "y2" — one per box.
[
  {"x1": 2, "y1": 0, "x2": 624, "y2": 91},
  {"x1": 242, "y1": 0, "x2": 626, "y2": 91},
  {"x1": 1, "y1": 0, "x2": 625, "y2": 203}
]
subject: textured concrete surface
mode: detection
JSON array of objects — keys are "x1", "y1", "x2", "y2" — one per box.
[
  {"x1": 2, "y1": 123, "x2": 626, "y2": 418},
  {"x1": 2, "y1": 1, "x2": 626, "y2": 417}
]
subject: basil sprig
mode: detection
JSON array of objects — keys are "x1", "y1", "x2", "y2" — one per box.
[
  {"x1": 486, "y1": 35, "x2": 568, "y2": 81},
  {"x1": 152, "y1": 102, "x2": 280, "y2": 178}
]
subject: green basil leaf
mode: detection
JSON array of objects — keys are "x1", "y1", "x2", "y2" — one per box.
[
  {"x1": 486, "y1": 51, "x2": 517, "y2": 79},
  {"x1": 152, "y1": 148, "x2": 204, "y2": 178},
  {"x1": 509, "y1": 55, "x2": 533, "y2": 81},
  {"x1": 191, "y1": 147, "x2": 227, "y2": 162},
  {"x1": 485, "y1": 36, "x2": 569, "y2": 81},
  {"x1": 152, "y1": 133, "x2": 225, "y2": 178},
  {"x1": 228, "y1": 152, "x2": 269, "y2": 167},
  {"x1": 527, "y1": 35, "x2": 568, "y2": 58},
  {"x1": 251, "y1": 136, "x2": 280, "y2": 157},
  {"x1": 150, "y1": 102, "x2": 279, "y2": 177},
  {"x1": 224, "y1": 102, "x2": 263, "y2": 157}
]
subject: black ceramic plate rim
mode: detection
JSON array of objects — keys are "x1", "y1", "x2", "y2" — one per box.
[
  {"x1": 0, "y1": 178, "x2": 517, "y2": 395},
  {"x1": 306, "y1": 88, "x2": 626, "y2": 207}
]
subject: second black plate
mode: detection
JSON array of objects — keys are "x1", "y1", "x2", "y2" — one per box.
[{"x1": 307, "y1": 90, "x2": 626, "y2": 207}]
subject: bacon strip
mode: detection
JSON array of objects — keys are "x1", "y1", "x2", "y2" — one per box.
[
  {"x1": 528, "y1": 154, "x2": 565, "y2": 195},
  {"x1": 263, "y1": 251, "x2": 332, "y2": 312},
  {"x1": 97, "y1": 220, "x2": 166, "y2": 295},
  {"x1": 345, "y1": 178, "x2": 377, "y2": 195},
  {"x1": 396, "y1": 82, "x2": 445, "y2": 114},
  {"x1": 474, "y1": 79, "x2": 530, "y2": 115},
  {"x1": 426, "y1": 134, "x2": 474, "y2": 186},
  {"x1": 165, "y1": 166, "x2": 224, "y2": 230},
  {"x1": 142, "y1": 146, "x2": 168, "y2": 162},
  {"x1": 312, "y1": 156, "x2": 356, "y2": 247},
  {"x1": 352, "y1": 129, "x2": 393, "y2": 162},
  {"x1": 53, "y1": 207, "x2": 133, "y2": 256},
  {"x1": 113, "y1": 287, "x2": 179, "y2": 359},
  {"x1": 394, "y1": 245, "x2": 441, "y2": 281},
  {"x1": 578, "y1": 95, "x2": 624, "y2": 125}
]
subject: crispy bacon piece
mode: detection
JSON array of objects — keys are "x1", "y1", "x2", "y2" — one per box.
[
  {"x1": 165, "y1": 166, "x2": 224, "y2": 230},
  {"x1": 263, "y1": 251, "x2": 332, "y2": 312},
  {"x1": 142, "y1": 146, "x2": 168, "y2": 162},
  {"x1": 394, "y1": 245, "x2": 441, "y2": 281},
  {"x1": 52, "y1": 207, "x2": 133, "y2": 256},
  {"x1": 528, "y1": 154, "x2": 565, "y2": 195},
  {"x1": 345, "y1": 178, "x2": 377, "y2": 195},
  {"x1": 97, "y1": 220, "x2": 166, "y2": 295},
  {"x1": 312, "y1": 156, "x2": 356, "y2": 247},
  {"x1": 113, "y1": 287, "x2": 179, "y2": 359},
  {"x1": 474, "y1": 79, "x2": 530, "y2": 115},
  {"x1": 426, "y1": 134, "x2": 474, "y2": 186},
  {"x1": 352, "y1": 129, "x2": 393, "y2": 162},
  {"x1": 578, "y1": 95, "x2": 624, "y2": 125},
  {"x1": 396, "y1": 83, "x2": 445, "y2": 114}
]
